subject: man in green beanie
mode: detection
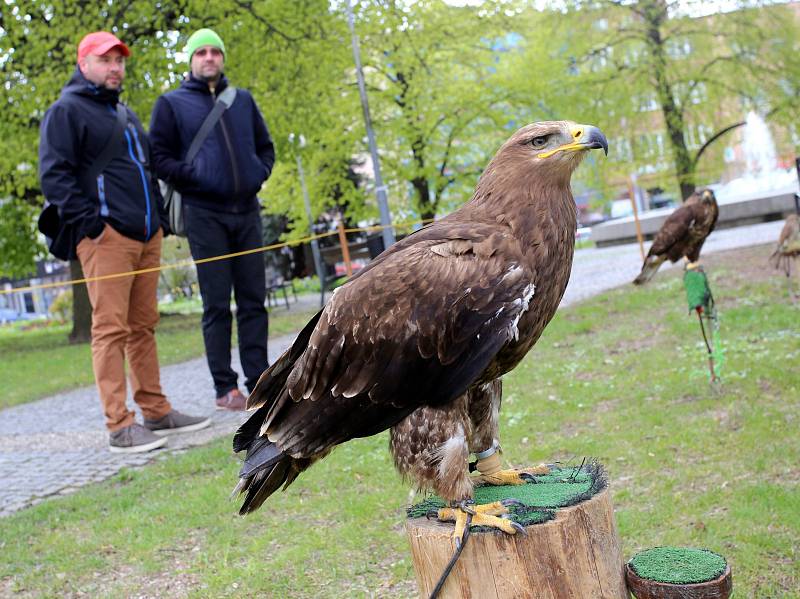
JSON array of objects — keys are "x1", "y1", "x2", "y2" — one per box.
[
  {"x1": 150, "y1": 28, "x2": 275, "y2": 411},
  {"x1": 184, "y1": 28, "x2": 226, "y2": 88}
]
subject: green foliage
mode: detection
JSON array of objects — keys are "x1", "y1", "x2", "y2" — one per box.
[
  {"x1": 351, "y1": 1, "x2": 516, "y2": 220},
  {"x1": 157, "y1": 236, "x2": 196, "y2": 299},
  {"x1": 48, "y1": 289, "x2": 73, "y2": 323},
  {"x1": 3, "y1": 0, "x2": 800, "y2": 277},
  {"x1": 505, "y1": 0, "x2": 800, "y2": 200},
  {"x1": 0, "y1": 0, "x2": 189, "y2": 277},
  {"x1": 0, "y1": 200, "x2": 42, "y2": 278}
]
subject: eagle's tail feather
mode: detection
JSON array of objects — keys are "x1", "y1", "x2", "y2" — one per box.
[
  {"x1": 768, "y1": 249, "x2": 787, "y2": 274},
  {"x1": 633, "y1": 255, "x2": 664, "y2": 285},
  {"x1": 234, "y1": 438, "x2": 308, "y2": 515}
]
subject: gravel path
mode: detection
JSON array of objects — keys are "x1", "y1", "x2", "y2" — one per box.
[{"x1": 0, "y1": 220, "x2": 782, "y2": 517}]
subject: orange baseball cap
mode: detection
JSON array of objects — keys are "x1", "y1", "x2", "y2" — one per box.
[{"x1": 77, "y1": 31, "x2": 131, "y2": 62}]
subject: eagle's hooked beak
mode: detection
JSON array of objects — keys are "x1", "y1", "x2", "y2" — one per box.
[{"x1": 538, "y1": 124, "x2": 609, "y2": 158}]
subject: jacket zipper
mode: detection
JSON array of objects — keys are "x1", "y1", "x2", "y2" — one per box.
[
  {"x1": 123, "y1": 128, "x2": 152, "y2": 239},
  {"x1": 219, "y1": 115, "x2": 241, "y2": 197},
  {"x1": 97, "y1": 175, "x2": 109, "y2": 216},
  {"x1": 129, "y1": 124, "x2": 147, "y2": 163}
]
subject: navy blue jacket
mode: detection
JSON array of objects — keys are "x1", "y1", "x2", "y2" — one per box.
[
  {"x1": 39, "y1": 68, "x2": 166, "y2": 253},
  {"x1": 149, "y1": 74, "x2": 275, "y2": 213}
]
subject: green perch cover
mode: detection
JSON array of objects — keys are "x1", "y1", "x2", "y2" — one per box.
[
  {"x1": 407, "y1": 461, "x2": 606, "y2": 531},
  {"x1": 629, "y1": 546, "x2": 727, "y2": 584},
  {"x1": 684, "y1": 268, "x2": 713, "y2": 313}
]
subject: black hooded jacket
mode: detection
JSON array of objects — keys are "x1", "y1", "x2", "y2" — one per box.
[
  {"x1": 39, "y1": 68, "x2": 166, "y2": 256},
  {"x1": 149, "y1": 73, "x2": 274, "y2": 214}
]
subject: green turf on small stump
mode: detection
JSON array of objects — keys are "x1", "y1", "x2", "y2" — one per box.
[
  {"x1": 629, "y1": 547, "x2": 727, "y2": 585},
  {"x1": 407, "y1": 461, "x2": 606, "y2": 531}
]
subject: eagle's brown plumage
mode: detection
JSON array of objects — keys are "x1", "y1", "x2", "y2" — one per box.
[
  {"x1": 232, "y1": 121, "x2": 608, "y2": 514},
  {"x1": 633, "y1": 189, "x2": 719, "y2": 285},
  {"x1": 769, "y1": 196, "x2": 800, "y2": 298}
]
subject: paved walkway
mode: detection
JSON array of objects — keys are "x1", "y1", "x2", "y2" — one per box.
[{"x1": 0, "y1": 221, "x2": 781, "y2": 517}]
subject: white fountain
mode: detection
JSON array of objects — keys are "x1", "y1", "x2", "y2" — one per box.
[{"x1": 712, "y1": 111, "x2": 797, "y2": 203}]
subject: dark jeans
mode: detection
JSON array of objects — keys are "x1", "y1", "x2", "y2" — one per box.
[{"x1": 184, "y1": 204, "x2": 269, "y2": 396}]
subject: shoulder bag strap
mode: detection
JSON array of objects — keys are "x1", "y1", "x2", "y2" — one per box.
[
  {"x1": 185, "y1": 86, "x2": 237, "y2": 162},
  {"x1": 86, "y1": 103, "x2": 128, "y2": 183}
]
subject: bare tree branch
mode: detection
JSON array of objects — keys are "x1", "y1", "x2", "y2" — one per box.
[{"x1": 230, "y1": 0, "x2": 300, "y2": 43}]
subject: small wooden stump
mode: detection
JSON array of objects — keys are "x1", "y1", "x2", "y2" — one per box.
[
  {"x1": 626, "y1": 563, "x2": 732, "y2": 599},
  {"x1": 406, "y1": 487, "x2": 627, "y2": 599}
]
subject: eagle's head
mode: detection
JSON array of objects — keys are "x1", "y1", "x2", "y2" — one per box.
[
  {"x1": 484, "y1": 121, "x2": 608, "y2": 187},
  {"x1": 700, "y1": 189, "x2": 717, "y2": 205}
]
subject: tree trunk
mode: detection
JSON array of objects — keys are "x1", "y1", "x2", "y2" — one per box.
[
  {"x1": 413, "y1": 176, "x2": 435, "y2": 221},
  {"x1": 406, "y1": 488, "x2": 627, "y2": 599},
  {"x1": 644, "y1": 1, "x2": 697, "y2": 202},
  {"x1": 69, "y1": 259, "x2": 92, "y2": 344}
]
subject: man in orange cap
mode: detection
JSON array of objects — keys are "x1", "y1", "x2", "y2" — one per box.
[{"x1": 39, "y1": 32, "x2": 211, "y2": 453}]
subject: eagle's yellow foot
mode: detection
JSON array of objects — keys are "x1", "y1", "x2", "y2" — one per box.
[
  {"x1": 431, "y1": 499, "x2": 526, "y2": 545},
  {"x1": 473, "y1": 465, "x2": 551, "y2": 486},
  {"x1": 685, "y1": 260, "x2": 701, "y2": 270}
]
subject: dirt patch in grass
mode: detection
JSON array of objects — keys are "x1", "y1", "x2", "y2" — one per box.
[
  {"x1": 703, "y1": 244, "x2": 776, "y2": 282},
  {"x1": 609, "y1": 333, "x2": 660, "y2": 355},
  {"x1": 573, "y1": 370, "x2": 600, "y2": 382}
]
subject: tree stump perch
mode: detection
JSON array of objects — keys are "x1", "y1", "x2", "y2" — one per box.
[{"x1": 406, "y1": 487, "x2": 627, "y2": 598}]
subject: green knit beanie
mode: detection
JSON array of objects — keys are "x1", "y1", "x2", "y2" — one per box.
[{"x1": 185, "y1": 28, "x2": 225, "y2": 61}]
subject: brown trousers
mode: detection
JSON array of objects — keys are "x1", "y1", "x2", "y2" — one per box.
[{"x1": 77, "y1": 225, "x2": 171, "y2": 431}]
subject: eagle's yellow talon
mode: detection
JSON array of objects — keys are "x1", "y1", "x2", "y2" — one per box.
[
  {"x1": 437, "y1": 500, "x2": 526, "y2": 540},
  {"x1": 474, "y1": 465, "x2": 550, "y2": 486}
]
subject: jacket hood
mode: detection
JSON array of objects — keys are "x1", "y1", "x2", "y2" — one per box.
[{"x1": 61, "y1": 67, "x2": 121, "y2": 104}]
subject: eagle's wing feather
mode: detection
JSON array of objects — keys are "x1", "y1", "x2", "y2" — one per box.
[
  {"x1": 685, "y1": 202, "x2": 717, "y2": 262},
  {"x1": 249, "y1": 223, "x2": 533, "y2": 458},
  {"x1": 648, "y1": 203, "x2": 698, "y2": 258}
]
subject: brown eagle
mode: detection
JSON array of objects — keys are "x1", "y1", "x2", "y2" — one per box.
[
  {"x1": 232, "y1": 121, "x2": 608, "y2": 536},
  {"x1": 769, "y1": 194, "x2": 800, "y2": 298},
  {"x1": 633, "y1": 188, "x2": 719, "y2": 285}
]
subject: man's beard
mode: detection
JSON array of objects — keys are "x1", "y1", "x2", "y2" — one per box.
[{"x1": 196, "y1": 69, "x2": 221, "y2": 83}]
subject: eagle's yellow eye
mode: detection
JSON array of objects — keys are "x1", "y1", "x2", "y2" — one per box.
[{"x1": 531, "y1": 136, "x2": 548, "y2": 149}]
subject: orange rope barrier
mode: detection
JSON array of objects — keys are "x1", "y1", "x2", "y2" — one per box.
[{"x1": 0, "y1": 220, "x2": 431, "y2": 296}]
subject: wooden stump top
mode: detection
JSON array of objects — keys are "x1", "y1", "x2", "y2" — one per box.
[{"x1": 406, "y1": 464, "x2": 627, "y2": 599}]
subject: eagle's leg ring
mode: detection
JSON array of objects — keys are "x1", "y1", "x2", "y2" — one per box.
[{"x1": 435, "y1": 499, "x2": 526, "y2": 543}]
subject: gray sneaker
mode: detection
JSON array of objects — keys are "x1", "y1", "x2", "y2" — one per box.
[
  {"x1": 144, "y1": 410, "x2": 212, "y2": 436},
  {"x1": 109, "y1": 423, "x2": 168, "y2": 454}
]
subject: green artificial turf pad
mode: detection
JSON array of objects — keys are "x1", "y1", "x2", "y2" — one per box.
[
  {"x1": 629, "y1": 546, "x2": 727, "y2": 584},
  {"x1": 407, "y1": 462, "x2": 605, "y2": 531}
]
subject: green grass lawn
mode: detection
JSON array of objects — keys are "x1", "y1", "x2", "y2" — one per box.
[
  {"x1": 1, "y1": 244, "x2": 798, "y2": 597},
  {"x1": 0, "y1": 303, "x2": 319, "y2": 411}
]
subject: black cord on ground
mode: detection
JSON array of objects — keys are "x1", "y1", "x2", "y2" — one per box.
[
  {"x1": 429, "y1": 513, "x2": 473, "y2": 599},
  {"x1": 697, "y1": 311, "x2": 713, "y2": 355},
  {"x1": 696, "y1": 311, "x2": 718, "y2": 382}
]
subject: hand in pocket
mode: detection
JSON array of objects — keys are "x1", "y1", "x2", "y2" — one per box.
[{"x1": 92, "y1": 224, "x2": 109, "y2": 244}]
